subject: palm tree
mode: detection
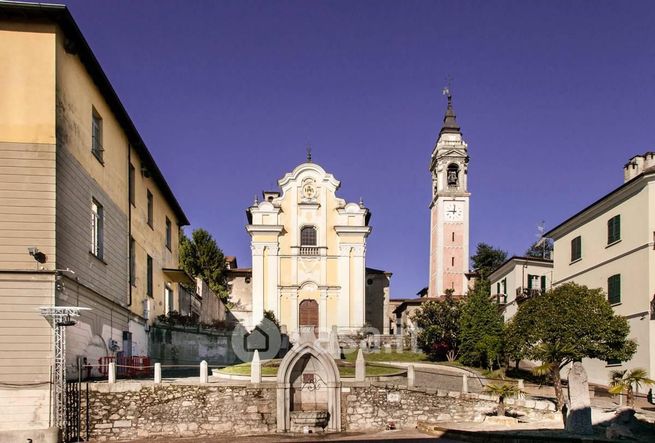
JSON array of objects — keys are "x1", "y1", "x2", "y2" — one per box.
[
  {"x1": 608, "y1": 368, "x2": 655, "y2": 407},
  {"x1": 484, "y1": 382, "x2": 521, "y2": 416}
]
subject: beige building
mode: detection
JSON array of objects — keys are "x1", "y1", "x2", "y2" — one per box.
[
  {"x1": 488, "y1": 256, "x2": 553, "y2": 321},
  {"x1": 545, "y1": 152, "x2": 655, "y2": 385},
  {"x1": 241, "y1": 159, "x2": 391, "y2": 336},
  {"x1": 0, "y1": 3, "x2": 189, "y2": 439}
]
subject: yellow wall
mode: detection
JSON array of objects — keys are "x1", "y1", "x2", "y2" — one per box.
[{"x1": 0, "y1": 22, "x2": 56, "y2": 144}]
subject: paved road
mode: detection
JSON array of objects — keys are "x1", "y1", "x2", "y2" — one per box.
[{"x1": 122, "y1": 429, "x2": 463, "y2": 442}]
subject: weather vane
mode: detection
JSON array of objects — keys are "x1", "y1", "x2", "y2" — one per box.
[
  {"x1": 306, "y1": 143, "x2": 312, "y2": 162},
  {"x1": 442, "y1": 75, "x2": 453, "y2": 100}
]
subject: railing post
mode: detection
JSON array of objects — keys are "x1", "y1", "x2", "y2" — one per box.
[
  {"x1": 108, "y1": 362, "x2": 116, "y2": 384},
  {"x1": 251, "y1": 350, "x2": 261, "y2": 384},
  {"x1": 154, "y1": 363, "x2": 161, "y2": 384},
  {"x1": 462, "y1": 374, "x2": 468, "y2": 394},
  {"x1": 200, "y1": 360, "x2": 208, "y2": 383},
  {"x1": 355, "y1": 350, "x2": 365, "y2": 382}
]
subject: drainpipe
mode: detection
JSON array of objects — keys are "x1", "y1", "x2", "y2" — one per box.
[{"x1": 127, "y1": 145, "x2": 132, "y2": 307}]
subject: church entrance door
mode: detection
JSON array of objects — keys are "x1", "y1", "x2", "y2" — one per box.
[{"x1": 299, "y1": 299, "x2": 319, "y2": 334}]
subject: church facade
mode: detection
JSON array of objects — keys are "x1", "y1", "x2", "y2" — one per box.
[
  {"x1": 244, "y1": 160, "x2": 387, "y2": 335},
  {"x1": 428, "y1": 93, "x2": 471, "y2": 297}
]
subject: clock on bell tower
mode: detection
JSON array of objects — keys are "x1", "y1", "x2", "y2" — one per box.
[{"x1": 428, "y1": 89, "x2": 470, "y2": 297}]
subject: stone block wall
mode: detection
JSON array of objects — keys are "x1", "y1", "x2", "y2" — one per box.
[
  {"x1": 342, "y1": 383, "x2": 557, "y2": 431},
  {"x1": 83, "y1": 382, "x2": 276, "y2": 440}
]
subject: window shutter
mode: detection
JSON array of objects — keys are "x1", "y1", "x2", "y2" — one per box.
[
  {"x1": 541, "y1": 275, "x2": 546, "y2": 291},
  {"x1": 527, "y1": 274, "x2": 533, "y2": 290},
  {"x1": 608, "y1": 274, "x2": 621, "y2": 305},
  {"x1": 497, "y1": 282, "x2": 500, "y2": 295}
]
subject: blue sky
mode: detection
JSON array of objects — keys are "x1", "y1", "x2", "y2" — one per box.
[{"x1": 39, "y1": 0, "x2": 655, "y2": 298}]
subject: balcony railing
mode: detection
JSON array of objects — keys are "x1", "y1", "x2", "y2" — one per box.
[
  {"x1": 515, "y1": 287, "x2": 542, "y2": 302},
  {"x1": 300, "y1": 246, "x2": 319, "y2": 256}
]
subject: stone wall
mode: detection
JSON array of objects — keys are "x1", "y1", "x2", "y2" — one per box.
[
  {"x1": 342, "y1": 383, "x2": 558, "y2": 431},
  {"x1": 83, "y1": 382, "x2": 276, "y2": 440}
]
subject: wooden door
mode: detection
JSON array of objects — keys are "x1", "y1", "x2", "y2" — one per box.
[{"x1": 298, "y1": 299, "x2": 319, "y2": 333}]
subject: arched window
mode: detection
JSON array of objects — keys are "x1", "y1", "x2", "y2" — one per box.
[
  {"x1": 300, "y1": 226, "x2": 317, "y2": 246},
  {"x1": 300, "y1": 226, "x2": 318, "y2": 256},
  {"x1": 447, "y1": 163, "x2": 459, "y2": 187}
]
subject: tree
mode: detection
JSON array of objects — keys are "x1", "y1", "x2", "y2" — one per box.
[
  {"x1": 484, "y1": 382, "x2": 521, "y2": 416},
  {"x1": 180, "y1": 228, "x2": 229, "y2": 302},
  {"x1": 413, "y1": 293, "x2": 462, "y2": 361},
  {"x1": 525, "y1": 238, "x2": 553, "y2": 260},
  {"x1": 505, "y1": 282, "x2": 637, "y2": 411},
  {"x1": 459, "y1": 279, "x2": 505, "y2": 369},
  {"x1": 471, "y1": 243, "x2": 508, "y2": 281},
  {"x1": 608, "y1": 368, "x2": 655, "y2": 407}
]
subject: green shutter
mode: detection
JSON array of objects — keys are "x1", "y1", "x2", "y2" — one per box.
[
  {"x1": 608, "y1": 215, "x2": 621, "y2": 244},
  {"x1": 497, "y1": 282, "x2": 500, "y2": 294},
  {"x1": 608, "y1": 274, "x2": 621, "y2": 305},
  {"x1": 527, "y1": 274, "x2": 533, "y2": 290},
  {"x1": 571, "y1": 236, "x2": 582, "y2": 261},
  {"x1": 541, "y1": 275, "x2": 546, "y2": 291}
]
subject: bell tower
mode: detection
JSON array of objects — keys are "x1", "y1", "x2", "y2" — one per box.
[{"x1": 428, "y1": 89, "x2": 470, "y2": 297}]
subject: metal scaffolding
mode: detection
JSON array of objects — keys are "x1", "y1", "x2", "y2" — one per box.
[{"x1": 39, "y1": 306, "x2": 89, "y2": 430}]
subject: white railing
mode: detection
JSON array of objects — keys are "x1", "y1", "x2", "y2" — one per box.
[{"x1": 300, "y1": 246, "x2": 319, "y2": 256}]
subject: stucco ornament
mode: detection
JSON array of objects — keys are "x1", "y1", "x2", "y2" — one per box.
[{"x1": 301, "y1": 178, "x2": 319, "y2": 202}]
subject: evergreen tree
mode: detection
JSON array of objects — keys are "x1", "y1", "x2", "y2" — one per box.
[
  {"x1": 471, "y1": 243, "x2": 508, "y2": 281},
  {"x1": 180, "y1": 228, "x2": 229, "y2": 302},
  {"x1": 505, "y1": 282, "x2": 637, "y2": 410},
  {"x1": 459, "y1": 279, "x2": 505, "y2": 369},
  {"x1": 525, "y1": 238, "x2": 553, "y2": 260}
]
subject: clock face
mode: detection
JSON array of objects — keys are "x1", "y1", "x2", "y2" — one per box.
[{"x1": 444, "y1": 201, "x2": 464, "y2": 221}]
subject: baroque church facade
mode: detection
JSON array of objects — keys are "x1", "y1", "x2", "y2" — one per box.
[
  {"x1": 428, "y1": 92, "x2": 471, "y2": 297},
  {"x1": 234, "y1": 159, "x2": 390, "y2": 335}
]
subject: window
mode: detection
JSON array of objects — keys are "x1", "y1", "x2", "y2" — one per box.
[
  {"x1": 91, "y1": 199, "x2": 104, "y2": 259},
  {"x1": 446, "y1": 163, "x2": 459, "y2": 187},
  {"x1": 608, "y1": 274, "x2": 621, "y2": 305},
  {"x1": 146, "y1": 255, "x2": 153, "y2": 296},
  {"x1": 300, "y1": 226, "x2": 316, "y2": 245},
  {"x1": 129, "y1": 163, "x2": 135, "y2": 206},
  {"x1": 165, "y1": 217, "x2": 172, "y2": 250},
  {"x1": 608, "y1": 215, "x2": 621, "y2": 245},
  {"x1": 606, "y1": 358, "x2": 621, "y2": 366},
  {"x1": 129, "y1": 237, "x2": 136, "y2": 286},
  {"x1": 451, "y1": 232, "x2": 455, "y2": 242},
  {"x1": 91, "y1": 109, "x2": 103, "y2": 163},
  {"x1": 451, "y1": 257, "x2": 455, "y2": 266},
  {"x1": 571, "y1": 236, "x2": 582, "y2": 262},
  {"x1": 147, "y1": 190, "x2": 153, "y2": 228},
  {"x1": 540, "y1": 275, "x2": 546, "y2": 292}
]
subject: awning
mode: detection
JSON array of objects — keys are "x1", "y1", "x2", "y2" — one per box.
[{"x1": 162, "y1": 268, "x2": 195, "y2": 285}]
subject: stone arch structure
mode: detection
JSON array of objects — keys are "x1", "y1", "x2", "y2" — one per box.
[{"x1": 276, "y1": 340, "x2": 341, "y2": 432}]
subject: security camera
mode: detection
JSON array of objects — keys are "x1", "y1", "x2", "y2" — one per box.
[{"x1": 28, "y1": 247, "x2": 47, "y2": 264}]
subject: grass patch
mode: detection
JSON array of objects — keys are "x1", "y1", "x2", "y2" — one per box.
[
  {"x1": 343, "y1": 350, "x2": 429, "y2": 363},
  {"x1": 217, "y1": 359, "x2": 404, "y2": 378}
]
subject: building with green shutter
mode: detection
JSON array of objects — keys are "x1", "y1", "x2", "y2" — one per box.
[
  {"x1": 545, "y1": 152, "x2": 655, "y2": 386},
  {"x1": 488, "y1": 256, "x2": 553, "y2": 322}
]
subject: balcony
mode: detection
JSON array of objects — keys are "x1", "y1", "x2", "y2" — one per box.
[
  {"x1": 300, "y1": 246, "x2": 319, "y2": 256},
  {"x1": 516, "y1": 287, "x2": 542, "y2": 303}
]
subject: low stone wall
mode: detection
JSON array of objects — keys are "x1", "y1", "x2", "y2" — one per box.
[
  {"x1": 83, "y1": 380, "x2": 558, "y2": 440},
  {"x1": 83, "y1": 382, "x2": 276, "y2": 441},
  {"x1": 342, "y1": 383, "x2": 558, "y2": 431}
]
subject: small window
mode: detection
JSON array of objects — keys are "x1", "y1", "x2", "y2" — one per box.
[
  {"x1": 300, "y1": 226, "x2": 316, "y2": 246},
  {"x1": 608, "y1": 215, "x2": 621, "y2": 245},
  {"x1": 129, "y1": 163, "x2": 135, "y2": 206},
  {"x1": 367, "y1": 278, "x2": 373, "y2": 286},
  {"x1": 606, "y1": 358, "x2": 621, "y2": 366},
  {"x1": 91, "y1": 199, "x2": 104, "y2": 259},
  {"x1": 451, "y1": 257, "x2": 455, "y2": 266},
  {"x1": 146, "y1": 255, "x2": 153, "y2": 296},
  {"x1": 608, "y1": 274, "x2": 621, "y2": 305},
  {"x1": 165, "y1": 217, "x2": 172, "y2": 250},
  {"x1": 451, "y1": 232, "x2": 455, "y2": 242},
  {"x1": 91, "y1": 109, "x2": 103, "y2": 163},
  {"x1": 129, "y1": 237, "x2": 136, "y2": 286},
  {"x1": 147, "y1": 190, "x2": 153, "y2": 228},
  {"x1": 571, "y1": 236, "x2": 582, "y2": 261}
]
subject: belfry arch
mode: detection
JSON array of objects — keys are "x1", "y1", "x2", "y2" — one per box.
[{"x1": 276, "y1": 337, "x2": 341, "y2": 432}]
